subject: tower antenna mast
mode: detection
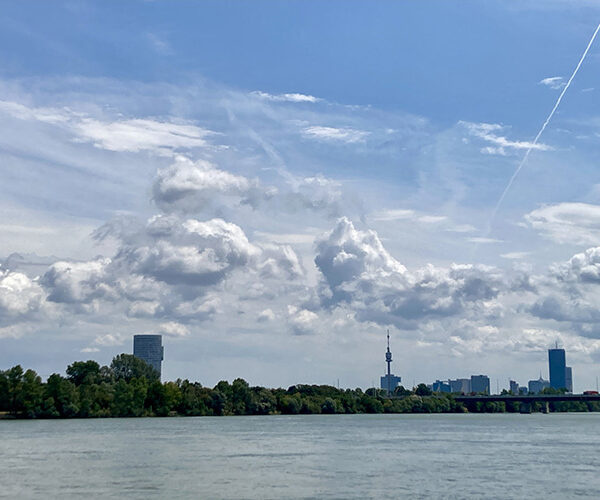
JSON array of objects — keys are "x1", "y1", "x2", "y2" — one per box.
[{"x1": 385, "y1": 329, "x2": 392, "y2": 395}]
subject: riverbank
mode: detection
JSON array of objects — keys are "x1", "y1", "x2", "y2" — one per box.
[{"x1": 4, "y1": 357, "x2": 597, "y2": 419}]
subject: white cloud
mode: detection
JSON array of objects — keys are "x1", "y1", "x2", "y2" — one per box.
[
  {"x1": 524, "y1": 203, "x2": 600, "y2": 246},
  {"x1": 287, "y1": 305, "x2": 319, "y2": 335},
  {"x1": 42, "y1": 258, "x2": 113, "y2": 304},
  {"x1": 73, "y1": 118, "x2": 212, "y2": 155},
  {"x1": 371, "y1": 209, "x2": 416, "y2": 221},
  {"x1": 257, "y1": 308, "x2": 275, "y2": 322},
  {"x1": 468, "y1": 237, "x2": 503, "y2": 244},
  {"x1": 0, "y1": 99, "x2": 214, "y2": 156},
  {"x1": 252, "y1": 91, "x2": 321, "y2": 103},
  {"x1": 539, "y1": 76, "x2": 565, "y2": 90},
  {"x1": 153, "y1": 157, "x2": 268, "y2": 213},
  {"x1": 93, "y1": 333, "x2": 125, "y2": 346},
  {"x1": 0, "y1": 270, "x2": 45, "y2": 320},
  {"x1": 302, "y1": 126, "x2": 369, "y2": 143},
  {"x1": 314, "y1": 218, "x2": 503, "y2": 328},
  {"x1": 500, "y1": 252, "x2": 530, "y2": 260},
  {"x1": 461, "y1": 121, "x2": 552, "y2": 156},
  {"x1": 553, "y1": 247, "x2": 600, "y2": 283},
  {"x1": 157, "y1": 321, "x2": 190, "y2": 337}
]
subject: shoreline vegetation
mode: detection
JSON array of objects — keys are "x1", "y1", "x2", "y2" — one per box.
[{"x1": 2, "y1": 355, "x2": 598, "y2": 419}]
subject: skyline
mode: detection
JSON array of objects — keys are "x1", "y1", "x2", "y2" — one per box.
[{"x1": 4, "y1": 2, "x2": 600, "y2": 391}]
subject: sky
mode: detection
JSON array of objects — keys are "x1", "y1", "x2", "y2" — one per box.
[{"x1": 3, "y1": 1, "x2": 600, "y2": 392}]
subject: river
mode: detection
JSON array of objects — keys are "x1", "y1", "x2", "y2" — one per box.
[{"x1": 2, "y1": 413, "x2": 599, "y2": 499}]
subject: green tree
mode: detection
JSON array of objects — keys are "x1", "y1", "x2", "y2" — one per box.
[
  {"x1": 66, "y1": 360, "x2": 101, "y2": 385},
  {"x1": 21, "y1": 369, "x2": 43, "y2": 418},
  {"x1": 110, "y1": 354, "x2": 159, "y2": 382},
  {"x1": 44, "y1": 374, "x2": 80, "y2": 417},
  {"x1": 7, "y1": 365, "x2": 25, "y2": 415},
  {"x1": 231, "y1": 378, "x2": 251, "y2": 415},
  {"x1": 0, "y1": 370, "x2": 10, "y2": 412},
  {"x1": 415, "y1": 383, "x2": 433, "y2": 396}
]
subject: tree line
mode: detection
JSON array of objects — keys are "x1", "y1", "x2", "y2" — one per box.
[{"x1": 1, "y1": 355, "x2": 598, "y2": 418}]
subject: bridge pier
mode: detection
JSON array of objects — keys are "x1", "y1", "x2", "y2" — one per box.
[{"x1": 542, "y1": 401, "x2": 550, "y2": 414}]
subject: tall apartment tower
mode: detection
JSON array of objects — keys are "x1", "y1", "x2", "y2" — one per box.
[
  {"x1": 470, "y1": 375, "x2": 490, "y2": 394},
  {"x1": 133, "y1": 335, "x2": 164, "y2": 378},
  {"x1": 380, "y1": 330, "x2": 401, "y2": 394},
  {"x1": 548, "y1": 344, "x2": 571, "y2": 391}
]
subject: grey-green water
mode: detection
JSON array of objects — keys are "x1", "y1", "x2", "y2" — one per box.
[{"x1": 2, "y1": 413, "x2": 599, "y2": 499}]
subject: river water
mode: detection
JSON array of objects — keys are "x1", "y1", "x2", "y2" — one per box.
[{"x1": 2, "y1": 413, "x2": 599, "y2": 499}]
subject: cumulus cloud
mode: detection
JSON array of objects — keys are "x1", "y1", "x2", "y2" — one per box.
[
  {"x1": 524, "y1": 202, "x2": 600, "y2": 246},
  {"x1": 314, "y1": 218, "x2": 504, "y2": 327},
  {"x1": 539, "y1": 76, "x2": 565, "y2": 90},
  {"x1": 315, "y1": 217, "x2": 406, "y2": 296},
  {"x1": 461, "y1": 121, "x2": 552, "y2": 156},
  {"x1": 553, "y1": 247, "x2": 600, "y2": 283},
  {"x1": 287, "y1": 305, "x2": 319, "y2": 335},
  {"x1": 42, "y1": 258, "x2": 114, "y2": 304},
  {"x1": 528, "y1": 247, "x2": 600, "y2": 333},
  {"x1": 0, "y1": 270, "x2": 45, "y2": 321},
  {"x1": 33, "y1": 212, "x2": 303, "y2": 327},
  {"x1": 302, "y1": 126, "x2": 369, "y2": 143},
  {"x1": 153, "y1": 157, "x2": 272, "y2": 213},
  {"x1": 120, "y1": 217, "x2": 259, "y2": 287}
]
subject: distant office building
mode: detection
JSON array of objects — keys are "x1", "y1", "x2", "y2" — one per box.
[
  {"x1": 549, "y1": 346, "x2": 567, "y2": 390},
  {"x1": 518, "y1": 386, "x2": 528, "y2": 395},
  {"x1": 380, "y1": 331, "x2": 401, "y2": 394},
  {"x1": 565, "y1": 366, "x2": 573, "y2": 393},
  {"x1": 470, "y1": 375, "x2": 490, "y2": 394},
  {"x1": 528, "y1": 376, "x2": 550, "y2": 394},
  {"x1": 432, "y1": 380, "x2": 451, "y2": 393},
  {"x1": 381, "y1": 374, "x2": 402, "y2": 393},
  {"x1": 449, "y1": 378, "x2": 471, "y2": 394},
  {"x1": 509, "y1": 380, "x2": 519, "y2": 394},
  {"x1": 133, "y1": 335, "x2": 163, "y2": 378}
]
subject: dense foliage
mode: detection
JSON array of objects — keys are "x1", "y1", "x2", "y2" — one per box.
[{"x1": 1, "y1": 356, "x2": 598, "y2": 418}]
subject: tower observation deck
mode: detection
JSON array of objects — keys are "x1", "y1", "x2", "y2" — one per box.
[{"x1": 380, "y1": 330, "x2": 401, "y2": 394}]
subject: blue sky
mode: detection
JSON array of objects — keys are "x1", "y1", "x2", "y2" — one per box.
[{"x1": 3, "y1": 1, "x2": 600, "y2": 392}]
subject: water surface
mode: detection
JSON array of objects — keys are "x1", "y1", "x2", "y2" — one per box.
[{"x1": 2, "y1": 413, "x2": 599, "y2": 499}]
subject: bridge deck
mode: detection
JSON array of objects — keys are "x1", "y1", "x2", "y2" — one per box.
[{"x1": 454, "y1": 394, "x2": 600, "y2": 403}]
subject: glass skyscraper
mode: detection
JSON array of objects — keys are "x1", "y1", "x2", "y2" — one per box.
[
  {"x1": 548, "y1": 347, "x2": 567, "y2": 391},
  {"x1": 133, "y1": 335, "x2": 164, "y2": 378}
]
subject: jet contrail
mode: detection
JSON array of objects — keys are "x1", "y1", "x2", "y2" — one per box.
[{"x1": 488, "y1": 21, "x2": 600, "y2": 230}]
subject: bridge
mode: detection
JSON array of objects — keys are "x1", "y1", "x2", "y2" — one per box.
[{"x1": 454, "y1": 394, "x2": 600, "y2": 413}]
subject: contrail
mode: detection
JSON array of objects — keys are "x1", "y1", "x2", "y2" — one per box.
[{"x1": 487, "y1": 22, "x2": 600, "y2": 231}]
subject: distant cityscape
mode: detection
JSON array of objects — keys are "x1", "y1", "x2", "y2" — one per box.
[
  {"x1": 381, "y1": 335, "x2": 578, "y2": 396},
  {"x1": 131, "y1": 331, "x2": 581, "y2": 395}
]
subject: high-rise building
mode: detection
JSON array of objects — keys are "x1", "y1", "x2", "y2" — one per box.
[
  {"x1": 548, "y1": 346, "x2": 566, "y2": 390},
  {"x1": 133, "y1": 335, "x2": 164, "y2": 378},
  {"x1": 565, "y1": 366, "x2": 573, "y2": 393},
  {"x1": 528, "y1": 376, "x2": 549, "y2": 394},
  {"x1": 432, "y1": 380, "x2": 451, "y2": 393},
  {"x1": 449, "y1": 378, "x2": 471, "y2": 394},
  {"x1": 509, "y1": 380, "x2": 519, "y2": 394},
  {"x1": 380, "y1": 331, "x2": 401, "y2": 394},
  {"x1": 470, "y1": 375, "x2": 490, "y2": 394}
]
